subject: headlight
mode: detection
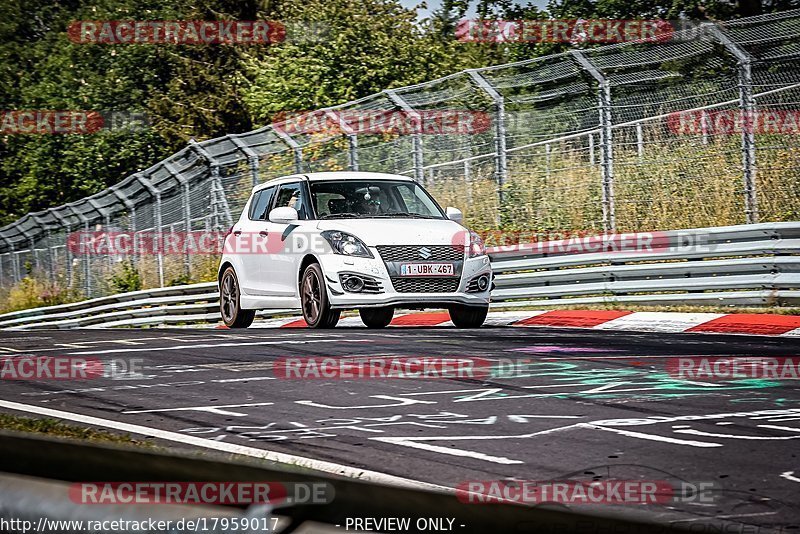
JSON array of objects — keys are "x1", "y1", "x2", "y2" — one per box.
[
  {"x1": 468, "y1": 230, "x2": 486, "y2": 258},
  {"x1": 321, "y1": 230, "x2": 373, "y2": 258}
]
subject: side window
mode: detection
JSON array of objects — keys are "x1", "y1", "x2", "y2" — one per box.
[
  {"x1": 248, "y1": 186, "x2": 276, "y2": 221},
  {"x1": 274, "y1": 182, "x2": 308, "y2": 220}
]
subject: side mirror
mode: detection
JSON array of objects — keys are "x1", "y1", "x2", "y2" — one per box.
[
  {"x1": 269, "y1": 207, "x2": 299, "y2": 224},
  {"x1": 445, "y1": 207, "x2": 463, "y2": 223}
]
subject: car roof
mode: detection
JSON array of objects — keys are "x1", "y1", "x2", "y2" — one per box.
[{"x1": 252, "y1": 171, "x2": 415, "y2": 193}]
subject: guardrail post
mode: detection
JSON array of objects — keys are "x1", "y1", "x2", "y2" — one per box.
[
  {"x1": 385, "y1": 89, "x2": 425, "y2": 184},
  {"x1": 705, "y1": 23, "x2": 758, "y2": 224},
  {"x1": 467, "y1": 69, "x2": 508, "y2": 210},
  {"x1": 273, "y1": 128, "x2": 304, "y2": 174},
  {"x1": 134, "y1": 172, "x2": 164, "y2": 288},
  {"x1": 572, "y1": 50, "x2": 616, "y2": 233}
]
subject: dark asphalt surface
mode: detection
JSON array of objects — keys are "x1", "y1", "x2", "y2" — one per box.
[{"x1": 1, "y1": 326, "x2": 799, "y2": 532}]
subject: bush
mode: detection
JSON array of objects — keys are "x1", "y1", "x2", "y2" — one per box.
[
  {"x1": 1, "y1": 274, "x2": 81, "y2": 313},
  {"x1": 110, "y1": 260, "x2": 142, "y2": 293}
]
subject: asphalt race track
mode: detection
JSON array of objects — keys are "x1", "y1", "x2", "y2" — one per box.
[{"x1": 1, "y1": 326, "x2": 799, "y2": 532}]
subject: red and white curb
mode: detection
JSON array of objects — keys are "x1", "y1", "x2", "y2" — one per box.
[{"x1": 214, "y1": 310, "x2": 800, "y2": 337}]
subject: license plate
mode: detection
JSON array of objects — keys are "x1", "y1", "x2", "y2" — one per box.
[{"x1": 399, "y1": 263, "x2": 454, "y2": 276}]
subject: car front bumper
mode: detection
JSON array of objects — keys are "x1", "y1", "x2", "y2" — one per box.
[{"x1": 318, "y1": 251, "x2": 492, "y2": 310}]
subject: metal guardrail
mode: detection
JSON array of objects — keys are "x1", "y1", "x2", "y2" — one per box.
[
  {"x1": 488, "y1": 221, "x2": 800, "y2": 308},
  {"x1": 1, "y1": 222, "x2": 798, "y2": 329}
]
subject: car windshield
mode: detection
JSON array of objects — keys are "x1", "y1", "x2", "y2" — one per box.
[{"x1": 309, "y1": 180, "x2": 445, "y2": 220}]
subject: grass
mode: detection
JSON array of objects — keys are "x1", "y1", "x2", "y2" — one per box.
[{"x1": 0, "y1": 413, "x2": 154, "y2": 447}]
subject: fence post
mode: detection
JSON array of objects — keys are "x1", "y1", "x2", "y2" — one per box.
[
  {"x1": 164, "y1": 162, "x2": 193, "y2": 278},
  {"x1": 636, "y1": 123, "x2": 644, "y2": 161},
  {"x1": 10, "y1": 242, "x2": 20, "y2": 283},
  {"x1": 273, "y1": 128, "x2": 304, "y2": 174},
  {"x1": 83, "y1": 219, "x2": 91, "y2": 296},
  {"x1": 30, "y1": 215, "x2": 53, "y2": 281},
  {"x1": 64, "y1": 207, "x2": 89, "y2": 296},
  {"x1": 0, "y1": 237, "x2": 11, "y2": 286},
  {"x1": 467, "y1": 69, "x2": 508, "y2": 210},
  {"x1": 191, "y1": 141, "x2": 232, "y2": 230},
  {"x1": 229, "y1": 135, "x2": 261, "y2": 187},
  {"x1": 48, "y1": 208, "x2": 71, "y2": 287},
  {"x1": 705, "y1": 23, "x2": 758, "y2": 224},
  {"x1": 572, "y1": 50, "x2": 616, "y2": 233},
  {"x1": 134, "y1": 172, "x2": 164, "y2": 288},
  {"x1": 109, "y1": 184, "x2": 137, "y2": 271},
  {"x1": 325, "y1": 110, "x2": 359, "y2": 171},
  {"x1": 385, "y1": 89, "x2": 425, "y2": 184}
]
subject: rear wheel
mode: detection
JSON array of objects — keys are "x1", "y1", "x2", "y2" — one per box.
[
  {"x1": 359, "y1": 307, "x2": 394, "y2": 328},
  {"x1": 300, "y1": 263, "x2": 340, "y2": 328},
  {"x1": 448, "y1": 304, "x2": 488, "y2": 328},
  {"x1": 220, "y1": 267, "x2": 255, "y2": 328}
]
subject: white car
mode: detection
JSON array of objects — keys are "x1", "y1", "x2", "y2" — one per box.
[{"x1": 218, "y1": 172, "x2": 492, "y2": 329}]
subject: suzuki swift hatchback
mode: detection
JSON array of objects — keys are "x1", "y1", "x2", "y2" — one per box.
[{"x1": 218, "y1": 172, "x2": 491, "y2": 329}]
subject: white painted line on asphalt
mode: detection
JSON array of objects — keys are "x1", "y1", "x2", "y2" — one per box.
[
  {"x1": 0, "y1": 399, "x2": 454, "y2": 493},
  {"x1": 66, "y1": 338, "x2": 368, "y2": 355},
  {"x1": 123, "y1": 402, "x2": 275, "y2": 416},
  {"x1": 780, "y1": 470, "x2": 800, "y2": 483}
]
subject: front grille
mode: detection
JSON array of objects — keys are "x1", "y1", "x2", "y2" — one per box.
[
  {"x1": 377, "y1": 245, "x2": 464, "y2": 263},
  {"x1": 391, "y1": 277, "x2": 460, "y2": 293}
]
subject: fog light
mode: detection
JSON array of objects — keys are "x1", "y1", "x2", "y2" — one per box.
[
  {"x1": 342, "y1": 275, "x2": 365, "y2": 292},
  {"x1": 477, "y1": 274, "x2": 490, "y2": 291}
]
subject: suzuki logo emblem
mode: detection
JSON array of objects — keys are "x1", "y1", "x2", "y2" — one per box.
[{"x1": 419, "y1": 247, "x2": 432, "y2": 259}]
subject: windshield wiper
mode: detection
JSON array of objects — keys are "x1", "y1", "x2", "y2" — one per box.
[
  {"x1": 318, "y1": 212, "x2": 364, "y2": 219},
  {"x1": 373, "y1": 212, "x2": 440, "y2": 219}
]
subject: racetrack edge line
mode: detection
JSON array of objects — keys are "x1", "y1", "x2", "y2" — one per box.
[{"x1": 0, "y1": 399, "x2": 453, "y2": 494}]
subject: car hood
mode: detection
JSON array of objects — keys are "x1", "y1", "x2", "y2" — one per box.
[{"x1": 315, "y1": 218, "x2": 465, "y2": 246}]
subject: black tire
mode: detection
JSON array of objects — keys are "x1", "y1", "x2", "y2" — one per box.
[
  {"x1": 359, "y1": 307, "x2": 394, "y2": 328},
  {"x1": 448, "y1": 304, "x2": 489, "y2": 328},
  {"x1": 220, "y1": 267, "x2": 255, "y2": 328},
  {"x1": 300, "y1": 263, "x2": 340, "y2": 328}
]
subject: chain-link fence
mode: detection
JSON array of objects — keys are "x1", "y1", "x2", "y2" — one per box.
[{"x1": 2, "y1": 11, "x2": 800, "y2": 300}]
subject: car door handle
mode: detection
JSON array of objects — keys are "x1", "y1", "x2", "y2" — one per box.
[
  {"x1": 259, "y1": 231, "x2": 268, "y2": 237},
  {"x1": 233, "y1": 230, "x2": 242, "y2": 236}
]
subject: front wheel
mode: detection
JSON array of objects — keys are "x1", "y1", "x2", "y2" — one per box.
[
  {"x1": 448, "y1": 304, "x2": 488, "y2": 328},
  {"x1": 300, "y1": 263, "x2": 340, "y2": 328},
  {"x1": 359, "y1": 307, "x2": 394, "y2": 328},
  {"x1": 220, "y1": 267, "x2": 255, "y2": 328}
]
